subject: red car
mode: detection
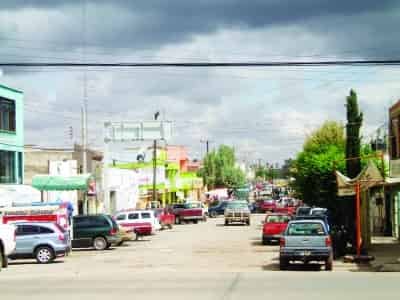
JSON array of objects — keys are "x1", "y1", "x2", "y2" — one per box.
[
  {"x1": 262, "y1": 213, "x2": 291, "y2": 245},
  {"x1": 274, "y1": 206, "x2": 296, "y2": 215},
  {"x1": 260, "y1": 199, "x2": 276, "y2": 213},
  {"x1": 154, "y1": 209, "x2": 175, "y2": 230}
]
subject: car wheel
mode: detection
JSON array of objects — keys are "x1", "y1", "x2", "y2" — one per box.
[
  {"x1": 93, "y1": 236, "x2": 108, "y2": 251},
  {"x1": 262, "y1": 239, "x2": 268, "y2": 245},
  {"x1": 279, "y1": 258, "x2": 288, "y2": 270},
  {"x1": 211, "y1": 211, "x2": 217, "y2": 218},
  {"x1": 35, "y1": 246, "x2": 55, "y2": 264},
  {"x1": 225, "y1": 220, "x2": 229, "y2": 226},
  {"x1": 0, "y1": 246, "x2": 4, "y2": 271},
  {"x1": 175, "y1": 216, "x2": 181, "y2": 225},
  {"x1": 325, "y1": 254, "x2": 333, "y2": 271},
  {"x1": 246, "y1": 220, "x2": 251, "y2": 226},
  {"x1": 168, "y1": 224, "x2": 173, "y2": 230},
  {"x1": 193, "y1": 220, "x2": 198, "y2": 224}
]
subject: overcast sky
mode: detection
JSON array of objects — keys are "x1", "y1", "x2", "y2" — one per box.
[{"x1": 1, "y1": 0, "x2": 400, "y2": 164}]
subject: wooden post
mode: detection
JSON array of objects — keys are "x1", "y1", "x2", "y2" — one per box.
[{"x1": 356, "y1": 181, "x2": 361, "y2": 256}]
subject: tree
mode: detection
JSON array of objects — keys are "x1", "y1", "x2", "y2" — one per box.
[
  {"x1": 344, "y1": 89, "x2": 363, "y2": 245},
  {"x1": 346, "y1": 89, "x2": 363, "y2": 177},
  {"x1": 199, "y1": 145, "x2": 246, "y2": 189},
  {"x1": 291, "y1": 121, "x2": 346, "y2": 222}
]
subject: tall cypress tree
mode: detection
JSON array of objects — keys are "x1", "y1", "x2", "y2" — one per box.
[
  {"x1": 345, "y1": 89, "x2": 363, "y2": 248},
  {"x1": 346, "y1": 89, "x2": 363, "y2": 177}
]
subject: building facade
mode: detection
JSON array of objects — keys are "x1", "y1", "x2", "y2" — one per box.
[
  {"x1": 0, "y1": 84, "x2": 24, "y2": 185},
  {"x1": 387, "y1": 100, "x2": 400, "y2": 239}
]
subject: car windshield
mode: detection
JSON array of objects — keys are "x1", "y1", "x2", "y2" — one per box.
[
  {"x1": 287, "y1": 223, "x2": 326, "y2": 236},
  {"x1": 226, "y1": 202, "x2": 248, "y2": 209},
  {"x1": 266, "y1": 215, "x2": 290, "y2": 223},
  {"x1": 184, "y1": 202, "x2": 201, "y2": 209}
]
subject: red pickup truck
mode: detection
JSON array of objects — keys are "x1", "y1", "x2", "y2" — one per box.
[
  {"x1": 172, "y1": 203, "x2": 203, "y2": 224},
  {"x1": 153, "y1": 209, "x2": 175, "y2": 230},
  {"x1": 262, "y1": 213, "x2": 291, "y2": 245}
]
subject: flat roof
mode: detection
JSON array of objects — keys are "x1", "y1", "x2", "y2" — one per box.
[{"x1": 0, "y1": 83, "x2": 23, "y2": 94}]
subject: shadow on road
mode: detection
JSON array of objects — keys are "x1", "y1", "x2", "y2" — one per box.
[
  {"x1": 216, "y1": 224, "x2": 249, "y2": 227},
  {"x1": 72, "y1": 247, "x2": 117, "y2": 252},
  {"x1": 9, "y1": 260, "x2": 64, "y2": 266},
  {"x1": 262, "y1": 262, "x2": 323, "y2": 272}
]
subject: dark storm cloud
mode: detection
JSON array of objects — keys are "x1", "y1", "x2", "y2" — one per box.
[{"x1": 1, "y1": 0, "x2": 399, "y2": 51}]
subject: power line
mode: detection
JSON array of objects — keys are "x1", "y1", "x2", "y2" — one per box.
[{"x1": 1, "y1": 60, "x2": 400, "y2": 68}]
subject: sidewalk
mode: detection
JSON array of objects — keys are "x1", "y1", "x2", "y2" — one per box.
[{"x1": 369, "y1": 236, "x2": 400, "y2": 272}]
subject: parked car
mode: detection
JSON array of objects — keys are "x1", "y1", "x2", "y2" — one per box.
[
  {"x1": 8, "y1": 222, "x2": 70, "y2": 264},
  {"x1": 172, "y1": 203, "x2": 204, "y2": 224},
  {"x1": 115, "y1": 210, "x2": 158, "y2": 238},
  {"x1": 153, "y1": 208, "x2": 175, "y2": 230},
  {"x1": 296, "y1": 206, "x2": 312, "y2": 216},
  {"x1": 260, "y1": 199, "x2": 276, "y2": 213},
  {"x1": 224, "y1": 201, "x2": 251, "y2": 226},
  {"x1": 72, "y1": 214, "x2": 121, "y2": 250},
  {"x1": 262, "y1": 214, "x2": 291, "y2": 245},
  {"x1": 208, "y1": 201, "x2": 229, "y2": 217},
  {"x1": 248, "y1": 202, "x2": 260, "y2": 214},
  {"x1": 279, "y1": 219, "x2": 333, "y2": 271},
  {"x1": 0, "y1": 224, "x2": 16, "y2": 271}
]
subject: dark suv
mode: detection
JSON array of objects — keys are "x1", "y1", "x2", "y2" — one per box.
[{"x1": 72, "y1": 214, "x2": 121, "y2": 250}]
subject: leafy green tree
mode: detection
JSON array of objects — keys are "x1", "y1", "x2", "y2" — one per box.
[
  {"x1": 199, "y1": 145, "x2": 246, "y2": 189},
  {"x1": 291, "y1": 121, "x2": 346, "y2": 222}
]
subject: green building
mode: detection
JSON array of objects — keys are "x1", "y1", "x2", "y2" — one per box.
[{"x1": 0, "y1": 84, "x2": 24, "y2": 184}]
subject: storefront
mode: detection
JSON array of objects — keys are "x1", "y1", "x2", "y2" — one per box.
[{"x1": 0, "y1": 84, "x2": 24, "y2": 184}]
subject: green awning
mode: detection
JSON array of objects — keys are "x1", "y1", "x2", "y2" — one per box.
[{"x1": 32, "y1": 174, "x2": 93, "y2": 191}]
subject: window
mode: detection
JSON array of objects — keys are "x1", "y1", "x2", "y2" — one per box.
[
  {"x1": 141, "y1": 212, "x2": 151, "y2": 219},
  {"x1": 0, "y1": 97, "x2": 16, "y2": 132},
  {"x1": 0, "y1": 150, "x2": 15, "y2": 183},
  {"x1": 73, "y1": 217, "x2": 89, "y2": 228},
  {"x1": 92, "y1": 217, "x2": 110, "y2": 227},
  {"x1": 128, "y1": 213, "x2": 139, "y2": 220},
  {"x1": 287, "y1": 223, "x2": 326, "y2": 236},
  {"x1": 39, "y1": 226, "x2": 54, "y2": 234},
  {"x1": 17, "y1": 225, "x2": 40, "y2": 236},
  {"x1": 116, "y1": 214, "x2": 127, "y2": 221}
]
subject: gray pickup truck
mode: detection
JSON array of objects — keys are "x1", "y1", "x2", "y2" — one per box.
[{"x1": 279, "y1": 219, "x2": 333, "y2": 271}]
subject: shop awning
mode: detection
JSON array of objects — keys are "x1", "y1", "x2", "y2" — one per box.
[{"x1": 32, "y1": 174, "x2": 93, "y2": 191}]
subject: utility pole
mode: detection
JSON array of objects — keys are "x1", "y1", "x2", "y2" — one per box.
[
  {"x1": 201, "y1": 140, "x2": 212, "y2": 155},
  {"x1": 81, "y1": 0, "x2": 88, "y2": 175},
  {"x1": 152, "y1": 112, "x2": 160, "y2": 205}
]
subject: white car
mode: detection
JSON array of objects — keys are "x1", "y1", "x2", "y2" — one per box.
[
  {"x1": 0, "y1": 224, "x2": 16, "y2": 271},
  {"x1": 115, "y1": 210, "x2": 161, "y2": 234}
]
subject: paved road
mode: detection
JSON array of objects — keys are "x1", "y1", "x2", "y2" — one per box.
[{"x1": 1, "y1": 215, "x2": 399, "y2": 299}]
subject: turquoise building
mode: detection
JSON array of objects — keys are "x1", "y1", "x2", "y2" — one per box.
[{"x1": 0, "y1": 84, "x2": 24, "y2": 184}]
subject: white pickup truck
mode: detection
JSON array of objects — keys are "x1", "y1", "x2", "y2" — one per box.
[{"x1": 0, "y1": 224, "x2": 16, "y2": 271}]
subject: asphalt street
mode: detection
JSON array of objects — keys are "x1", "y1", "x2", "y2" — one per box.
[{"x1": 1, "y1": 215, "x2": 399, "y2": 299}]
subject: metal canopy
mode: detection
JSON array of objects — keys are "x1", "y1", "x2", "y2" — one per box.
[{"x1": 32, "y1": 174, "x2": 93, "y2": 191}]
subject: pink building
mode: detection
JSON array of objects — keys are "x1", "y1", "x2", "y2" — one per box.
[{"x1": 166, "y1": 145, "x2": 188, "y2": 171}]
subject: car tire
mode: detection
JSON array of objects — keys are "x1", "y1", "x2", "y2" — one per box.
[
  {"x1": 211, "y1": 211, "x2": 217, "y2": 218},
  {"x1": 35, "y1": 246, "x2": 55, "y2": 264},
  {"x1": 246, "y1": 220, "x2": 251, "y2": 226},
  {"x1": 0, "y1": 246, "x2": 5, "y2": 271},
  {"x1": 325, "y1": 255, "x2": 333, "y2": 271},
  {"x1": 262, "y1": 239, "x2": 268, "y2": 245},
  {"x1": 168, "y1": 224, "x2": 173, "y2": 230},
  {"x1": 93, "y1": 236, "x2": 108, "y2": 251},
  {"x1": 175, "y1": 216, "x2": 181, "y2": 225},
  {"x1": 225, "y1": 220, "x2": 229, "y2": 226},
  {"x1": 279, "y1": 258, "x2": 288, "y2": 270},
  {"x1": 193, "y1": 220, "x2": 198, "y2": 224}
]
